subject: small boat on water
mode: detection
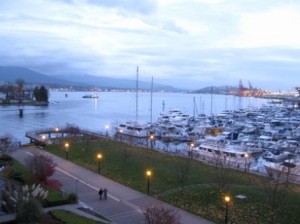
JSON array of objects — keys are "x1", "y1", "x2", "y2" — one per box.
[{"x1": 82, "y1": 94, "x2": 98, "y2": 99}]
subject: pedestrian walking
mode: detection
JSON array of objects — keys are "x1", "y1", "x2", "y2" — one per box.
[
  {"x1": 103, "y1": 187, "x2": 108, "y2": 200},
  {"x1": 98, "y1": 188, "x2": 103, "y2": 200}
]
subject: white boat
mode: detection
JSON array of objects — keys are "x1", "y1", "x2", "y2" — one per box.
[
  {"x1": 82, "y1": 94, "x2": 98, "y2": 99},
  {"x1": 264, "y1": 158, "x2": 300, "y2": 182},
  {"x1": 114, "y1": 67, "x2": 151, "y2": 139},
  {"x1": 157, "y1": 110, "x2": 190, "y2": 123},
  {"x1": 116, "y1": 122, "x2": 150, "y2": 138},
  {"x1": 192, "y1": 139, "x2": 263, "y2": 169}
]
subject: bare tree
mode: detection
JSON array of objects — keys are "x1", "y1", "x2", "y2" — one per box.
[
  {"x1": 259, "y1": 162, "x2": 295, "y2": 224},
  {"x1": 213, "y1": 153, "x2": 235, "y2": 193},
  {"x1": 143, "y1": 202, "x2": 181, "y2": 224},
  {"x1": 0, "y1": 134, "x2": 19, "y2": 155},
  {"x1": 64, "y1": 123, "x2": 81, "y2": 137},
  {"x1": 26, "y1": 154, "x2": 56, "y2": 184},
  {"x1": 176, "y1": 158, "x2": 190, "y2": 189},
  {"x1": 15, "y1": 79, "x2": 25, "y2": 102},
  {"x1": 122, "y1": 146, "x2": 130, "y2": 165}
]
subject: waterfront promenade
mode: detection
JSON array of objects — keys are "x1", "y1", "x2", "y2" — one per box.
[{"x1": 9, "y1": 146, "x2": 213, "y2": 224}]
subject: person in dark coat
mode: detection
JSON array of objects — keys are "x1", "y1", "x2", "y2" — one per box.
[
  {"x1": 103, "y1": 187, "x2": 108, "y2": 200},
  {"x1": 98, "y1": 188, "x2": 103, "y2": 200}
]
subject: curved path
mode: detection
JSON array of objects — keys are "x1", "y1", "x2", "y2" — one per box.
[{"x1": 11, "y1": 146, "x2": 213, "y2": 224}]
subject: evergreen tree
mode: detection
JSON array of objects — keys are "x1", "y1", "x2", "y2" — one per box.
[{"x1": 33, "y1": 86, "x2": 49, "y2": 102}]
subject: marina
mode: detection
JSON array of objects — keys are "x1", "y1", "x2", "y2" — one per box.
[
  {"x1": 112, "y1": 102, "x2": 300, "y2": 182},
  {"x1": 2, "y1": 90, "x2": 300, "y2": 181}
]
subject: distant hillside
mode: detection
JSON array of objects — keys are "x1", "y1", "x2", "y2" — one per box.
[
  {"x1": 191, "y1": 85, "x2": 238, "y2": 94},
  {"x1": 54, "y1": 74, "x2": 179, "y2": 91},
  {"x1": 0, "y1": 66, "x2": 179, "y2": 91},
  {"x1": 0, "y1": 66, "x2": 68, "y2": 85}
]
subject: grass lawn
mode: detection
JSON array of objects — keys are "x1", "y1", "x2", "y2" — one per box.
[
  {"x1": 45, "y1": 138, "x2": 300, "y2": 224},
  {"x1": 49, "y1": 209, "x2": 108, "y2": 224}
]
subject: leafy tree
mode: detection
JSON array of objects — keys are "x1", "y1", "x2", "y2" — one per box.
[
  {"x1": 26, "y1": 154, "x2": 56, "y2": 183},
  {"x1": 39, "y1": 85, "x2": 48, "y2": 102}
]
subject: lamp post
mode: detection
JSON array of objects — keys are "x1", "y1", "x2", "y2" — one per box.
[
  {"x1": 149, "y1": 134, "x2": 155, "y2": 149},
  {"x1": 97, "y1": 153, "x2": 103, "y2": 173},
  {"x1": 244, "y1": 153, "x2": 249, "y2": 172},
  {"x1": 41, "y1": 135, "x2": 46, "y2": 141},
  {"x1": 146, "y1": 170, "x2": 152, "y2": 195},
  {"x1": 120, "y1": 129, "x2": 123, "y2": 141},
  {"x1": 64, "y1": 142, "x2": 69, "y2": 160},
  {"x1": 105, "y1": 125, "x2": 109, "y2": 136},
  {"x1": 189, "y1": 143, "x2": 195, "y2": 159},
  {"x1": 224, "y1": 195, "x2": 231, "y2": 224}
]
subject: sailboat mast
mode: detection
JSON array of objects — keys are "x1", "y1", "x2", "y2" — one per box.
[
  {"x1": 136, "y1": 66, "x2": 139, "y2": 122},
  {"x1": 150, "y1": 77, "x2": 153, "y2": 124},
  {"x1": 210, "y1": 86, "x2": 213, "y2": 115}
]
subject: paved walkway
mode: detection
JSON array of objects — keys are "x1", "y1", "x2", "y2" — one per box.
[{"x1": 10, "y1": 147, "x2": 213, "y2": 224}]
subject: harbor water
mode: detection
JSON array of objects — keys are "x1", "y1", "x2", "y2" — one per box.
[{"x1": 0, "y1": 91, "x2": 269, "y2": 142}]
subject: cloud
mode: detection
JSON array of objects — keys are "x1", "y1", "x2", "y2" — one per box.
[
  {"x1": 57, "y1": 0, "x2": 158, "y2": 14},
  {"x1": 0, "y1": 0, "x2": 300, "y2": 90}
]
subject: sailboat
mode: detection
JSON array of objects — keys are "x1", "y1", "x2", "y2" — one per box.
[{"x1": 115, "y1": 67, "x2": 150, "y2": 138}]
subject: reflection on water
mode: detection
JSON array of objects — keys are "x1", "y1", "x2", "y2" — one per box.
[{"x1": 0, "y1": 91, "x2": 269, "y2": 142}]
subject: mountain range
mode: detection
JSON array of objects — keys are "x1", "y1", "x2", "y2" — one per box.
[{"x1": 0, "y1": 66, "x2": 179, "y2": 91}]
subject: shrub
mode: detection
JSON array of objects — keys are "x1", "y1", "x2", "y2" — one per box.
[
  {"x1": 68, "y1": 193, "x2": 78, "y2": 204},
  {"x1": 16, "y1": 198, "x2": 44, "y2": 223}
]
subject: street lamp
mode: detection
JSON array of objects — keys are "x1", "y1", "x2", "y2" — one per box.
[
  {"x1": 244, "y1": 153, "x2": 249, "y2": 172},
  {"x1": 189, "y1": 142, "x2": 195, "y2": 159},
  {"x1": 41, "y1": 135, "x2": 46, "y2": 141},
  {"x1": 146, "y1": 170, "x2": 152, "y2": 195},
  {"x1": 149, "y1": 134, "x2": 155, "y2": 149},
  {"x1": 224, "y1": 195, "x2": 231, "y2": 224},
  {"x1": 64, "y1": 142, "x2": 69, "y2": 160},
  {"x1": 105, "y1": 125, "x2": 109, "y2": 136},
  {"x1": 97, "y1": 153, "x2": 103, "y2": 173},
  {"x1": 120, "y1": 129, "x2": 123, "y2": 141}
]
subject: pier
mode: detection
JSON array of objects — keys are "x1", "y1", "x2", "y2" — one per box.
[{"x1": 25, "y1": 128, "x2": 107, "y2": 146}]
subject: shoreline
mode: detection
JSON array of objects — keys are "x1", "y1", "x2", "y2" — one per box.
[{"x1": 0, "y1": 100, "x2": 48, "y2": 106}]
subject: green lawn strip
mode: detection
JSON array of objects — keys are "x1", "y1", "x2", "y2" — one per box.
[
  {"x1": 49, "y1": 209, "x2": 107, "y2": 224},
  {"x1": 44, "y1": 139, "x2": 300, "y2": 224},
  {"x1": 11, "y1": 158, "x2": 31, "y2": 182},
  {"x1": 45, "y1": 139, "x2": 256, "y2": 194},
  {"x1": 159, "y1": 184, "x2": 300, "y2": 224}
]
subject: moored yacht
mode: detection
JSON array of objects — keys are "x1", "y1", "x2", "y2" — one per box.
[
  {"x1": 192, "y1": 139, "x2": 263, "y2": 169},
  {"x1": 115, "y1": 122, "x2": 150, "y2": 138}
]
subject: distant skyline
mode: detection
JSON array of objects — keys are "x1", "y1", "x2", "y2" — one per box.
[{"x1": 0, "y1": 0, "x2": 300, "y2": 90}]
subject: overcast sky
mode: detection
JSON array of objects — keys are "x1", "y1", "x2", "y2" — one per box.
[{"x1": 0, "y1": 0, "x2": 300, "y2": 90}]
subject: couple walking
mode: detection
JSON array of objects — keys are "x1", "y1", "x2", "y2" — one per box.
[{"x1": 98, "y1": 187, "x2": 108, "y2": 200}]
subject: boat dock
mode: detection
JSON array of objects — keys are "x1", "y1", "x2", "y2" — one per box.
[{"x1": 25, "y1": 128, "x2": 107, "y2": 146}]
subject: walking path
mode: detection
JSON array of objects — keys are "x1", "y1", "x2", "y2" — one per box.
[{"x1": 8, "y1": 146, "x2": 213, "y2": 224}]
